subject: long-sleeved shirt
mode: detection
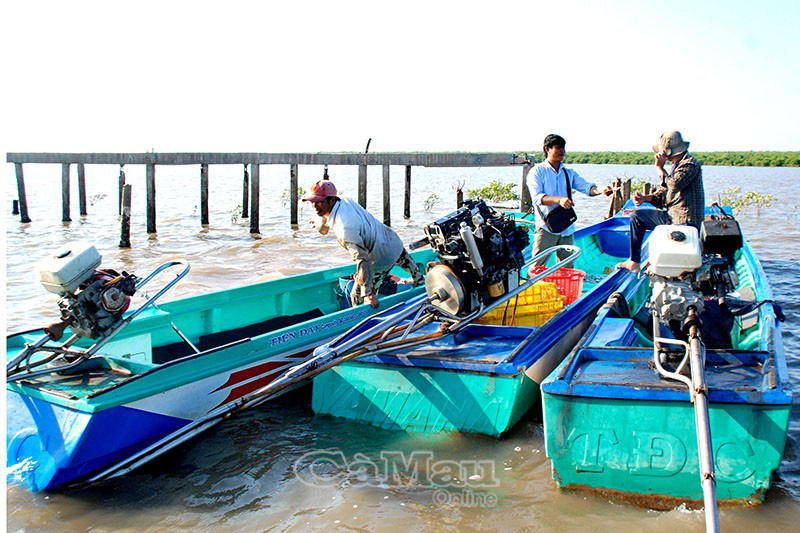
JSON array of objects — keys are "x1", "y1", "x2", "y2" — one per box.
[
  {"x1": 650, "y1": 153, "x2": 705, "y2": 228},
  {"x1": 529, "y1": 161, "x2": 596, "y2": 236},
  {"x1": 327, "y1": 197, "x2": 404, "y2": 296}
]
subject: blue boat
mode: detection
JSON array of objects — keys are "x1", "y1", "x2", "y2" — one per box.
[{"x1": 6, "y1": 250, "x2": 435, "y2": 492}]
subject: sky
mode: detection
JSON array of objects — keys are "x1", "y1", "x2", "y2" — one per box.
[{"x1": 1, "y1": 0, "x2": 799, "y2": 157}]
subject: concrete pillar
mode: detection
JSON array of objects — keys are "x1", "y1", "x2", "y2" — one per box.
[
  {"x1": 382, "y1": 164, "x2": 391, "y2": 226},
  {"x1": 77, "y1": 163, "x2": 87, "y2": 216},
  {"x1": 146, "y1": 163, "x2": 156, "y2": 234},
  {"x1": 358, "y1": 164, "x2": 367, "y2": 207},
  {"x1": 61, "y1": 163, "x2": 71, "y2": 222},
  {"x1": 249, "y1": 163, "x2": 260, "y2": 235},
  {"x1": 200, "y1": 163, "x2": 209, "y2": 226},
  {"x1": 290, "y1": 163, "x2": 299, "y2": 226},
  {"x1": 14, "y1": 163, "x2": 31, "y2": 223},
  {"x1": 120, "y1": 184, "x2": 132, "y2": 248}
]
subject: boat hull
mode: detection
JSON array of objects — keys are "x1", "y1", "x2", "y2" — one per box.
[
  {"x1": 313, "y1": 362, "x2": 539, "y2": 437},
  {"x1": 542, "y1": 394, "x2": 791, "y2": 507},
  {"x1": 540, "y1": 216, "x2": 793, "y2": 507},
  {"x1": 7, "y1": 251, "x2": 435, "y2": 491},
  {"x1": 7, "y1": 392, "x2": 188, "y2": 492}
]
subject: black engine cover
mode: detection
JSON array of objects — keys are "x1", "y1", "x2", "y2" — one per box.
[{"x1": 701, "y1": 219, "x2": 743, "y2": 257}]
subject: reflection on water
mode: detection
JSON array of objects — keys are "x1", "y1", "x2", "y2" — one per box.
[{"x1": 6, "y1": 164, "x2": 800, "y2": 530}]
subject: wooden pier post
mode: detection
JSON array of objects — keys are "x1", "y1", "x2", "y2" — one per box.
[
  {"x1": 200, "y1": 163, "x2": 209, "y2": 226},
  {"x1": 358, "y1": 164, "x2": 367, "y2": 207},
  {"x1": 118, "y1": 165, "x2": 126, "y2": 216},
  {"x1": 14, "y1": 163, "x2": 31, "y2": 223},
  {"x1": 622, "y1": 178, "x2": 631, "y2": 205},
  {"x1": 456, "y1": 185, "x2": 464, "y2": 208},
  {"x1": 404, "y1": 165, "x2": 411, "y2": 219},
  {"x1": 520, "y1": 163, "x2": 532, "y2": 212},
  {"x1": 606, "y1": 178, "x2": 622, "y2": 219},
  {"x1": 61, "y1": 163, "x2": 71, "y2": 222},
  {"x1": 290, "y1": 163, "x2": 299, "y2": 226},
  {"x1": 77, "y1": 163, "x2": 87, "y2": 216},
  {"x1": 382, "y1": 164, "x2": 391, "y2": 226},
  {"x1": 242, "y1": 164, "x2": 249, "y2": 218},
  {"x1": 12, "y1": 200, "x2": 19, "y2": 215},
  {"x1": 249, "y1": 163, "x2": 260, "y2": 235},
  {"x1": 146, "y1": 163, "x2": 156, "y2": 234},
  {"x1": 120, "y1": 184, "x2": 132, "y2": 248}
]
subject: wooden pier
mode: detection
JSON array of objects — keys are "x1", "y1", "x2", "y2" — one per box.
[{"x1": 6, "y1": 152, "x2": 533, "y2": 245}]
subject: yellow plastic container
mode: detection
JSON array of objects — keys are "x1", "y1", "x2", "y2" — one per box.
[{"x1": 477, "y1": 282, "x2": 565, "y2": 327}]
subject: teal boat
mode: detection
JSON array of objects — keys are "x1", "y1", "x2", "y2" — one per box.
[
  {"x1": 541, "y1": 204, "x2": 792, "y2": 510},
  {"x1": 7, "y1": 248, "x2": 434, "y2": 491},
  {"x1": 312, "y1": 207, "x2": 638, "y2": 437}
]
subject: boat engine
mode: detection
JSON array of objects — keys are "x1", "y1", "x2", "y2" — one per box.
[
  {"x1": 422, "y1": 199, "x2": 530, "y2": 315},
  {"x1": 37, "y1": 243, "x2": 139, "y2": 341},
  {"x1": 645, "y1": 217, "x2": 743, "y2": 344}
]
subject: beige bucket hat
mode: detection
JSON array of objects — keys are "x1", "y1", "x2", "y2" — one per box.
[{"x1": 652, "y1": 131, "x2": 690, "y2": 156}]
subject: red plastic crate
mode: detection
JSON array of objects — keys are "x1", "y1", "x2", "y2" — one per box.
[{"x1": 530, "y1": 266, "x2": 586, "y2": 304}]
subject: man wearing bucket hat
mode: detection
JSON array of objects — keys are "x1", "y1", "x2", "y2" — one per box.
[
  {"x1": 303, "y1": 179, "x2": 423, "y2": 308},
  {"x1": 617, "y1": 131, "x2": 705, "y2": 273}
]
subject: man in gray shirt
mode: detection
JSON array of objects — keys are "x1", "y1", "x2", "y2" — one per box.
[{"x1": 304, "y1": 180, "x2": 423, "y2": 308}]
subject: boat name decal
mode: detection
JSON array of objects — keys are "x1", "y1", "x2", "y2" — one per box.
[
  {"x1": 564, "y1": 428, "x2": 757, "y2": 481},
  {"x1": 268, "y1": 309, "x2": 370, "y2": 347}
]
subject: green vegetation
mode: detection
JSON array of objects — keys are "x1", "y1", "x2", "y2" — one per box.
[
  {"x1": 467, "y1": 180, "x2": 520, "y2": 203},
  {"x1": 423, "y1": 194, "x2": 441, "y2": 211},
  {"x1": 718, "y1": 187, "x2": 775, "y2": 216},
  {"x1": 280, "y1": 186, "x2": 306, "y2": 207},
  {"x1": 558, "y1": 151, "x2": 800, "y2": 167},
  {"x1": 629, "y1": 178, "x2": 648, "y2": 194},
  {"x1": 89, "y1": 193, "x2": 107, "y2": 206}
]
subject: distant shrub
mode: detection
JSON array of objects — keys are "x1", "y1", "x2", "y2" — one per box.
[
  {"x1": 466, "y1": 180, "x2": 519, "y2": 203},
  {"x1": 280, "y1": 186, "x2": 306, "y2": 207},
  {"x1": 424, "y1": 194, "x2": 441, "y2": 211},
  {"x1": 718, "y1": 187, "x2": 775, "y2": 216}
]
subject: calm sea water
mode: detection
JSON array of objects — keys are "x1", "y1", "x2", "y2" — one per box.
[{"x1": 5, "y1": 163, "x2": 800, "y2": 531}]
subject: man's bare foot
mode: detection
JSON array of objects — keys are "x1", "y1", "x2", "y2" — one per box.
[{"x1": 616, "y1": 260, "x2": 640, "y2": 273}]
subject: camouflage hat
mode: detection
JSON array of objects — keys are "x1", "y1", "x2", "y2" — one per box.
[{"x1": 652, "y1": 131, "x2": 690, "y2": 156}]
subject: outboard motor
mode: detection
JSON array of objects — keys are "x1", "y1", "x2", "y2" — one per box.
[
  {"x1": 37, "y1": 243, "x2": 138, "y2": 341},
  {"x1": 645, "y1": 215, "x2": 743, "y2": 345},
  {"x1": 422, "y1": 199, "x2": 530, "y2": 316}
]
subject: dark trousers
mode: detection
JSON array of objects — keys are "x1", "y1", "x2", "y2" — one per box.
[{"x1": 629, "y1": 209, "x2": 671, "y2": 263}]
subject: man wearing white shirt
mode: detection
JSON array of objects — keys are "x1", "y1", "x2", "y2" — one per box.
[
  {"x1": 303, "y1": 180, "x2": 423, "y2": 308},
  {"x1": 529, "y1": 134, "x2": 612, "y2": 266}
]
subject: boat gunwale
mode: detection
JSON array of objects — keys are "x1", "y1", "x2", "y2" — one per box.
[
  {"x1": 338, "y1": 268, "x2": 633, "y2": 376},
  {"x1": 541, "y1": 233, "x2": 792, "y2": 406},
  {"x1": 6, "y1": 251, "x2": 437, "y2": 412}
]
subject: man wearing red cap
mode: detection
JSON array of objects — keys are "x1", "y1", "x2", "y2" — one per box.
[{"x1": 303, "y1": 180, "x2": 423, "y2": 308}]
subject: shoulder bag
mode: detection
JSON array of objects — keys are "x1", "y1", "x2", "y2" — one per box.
[{"x1": 537, "y1": 167, "x2": 577, "y2": 233}]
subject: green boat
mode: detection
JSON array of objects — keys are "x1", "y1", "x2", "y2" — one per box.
[
  {"x1": 312, "y1": 208, "x2": 637, "y2": 437},
  {"x1": 541, "y1": 205, "x2": 792, "y2": 511}
]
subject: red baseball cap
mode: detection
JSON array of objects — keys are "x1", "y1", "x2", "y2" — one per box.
[{"x1": 302, "y1": 180, "x2": 338, "y2": 202}]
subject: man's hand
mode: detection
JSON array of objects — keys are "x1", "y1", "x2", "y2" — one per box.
[
  {"x1": 365, "y1": 294, "x2": 380, "y2": 308},
  {"x1": 559, "y1": 197, "x2": 574, "y2": 209},
  {"x1": 633, "y1": 191, "x2": 647, "y2": 207},
  {"x1": 599, "y1": 185, "x2": 613, "y2": 196},
  {"x1": 654, "y1": 151, "x2": 667, "y2": 169}
]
